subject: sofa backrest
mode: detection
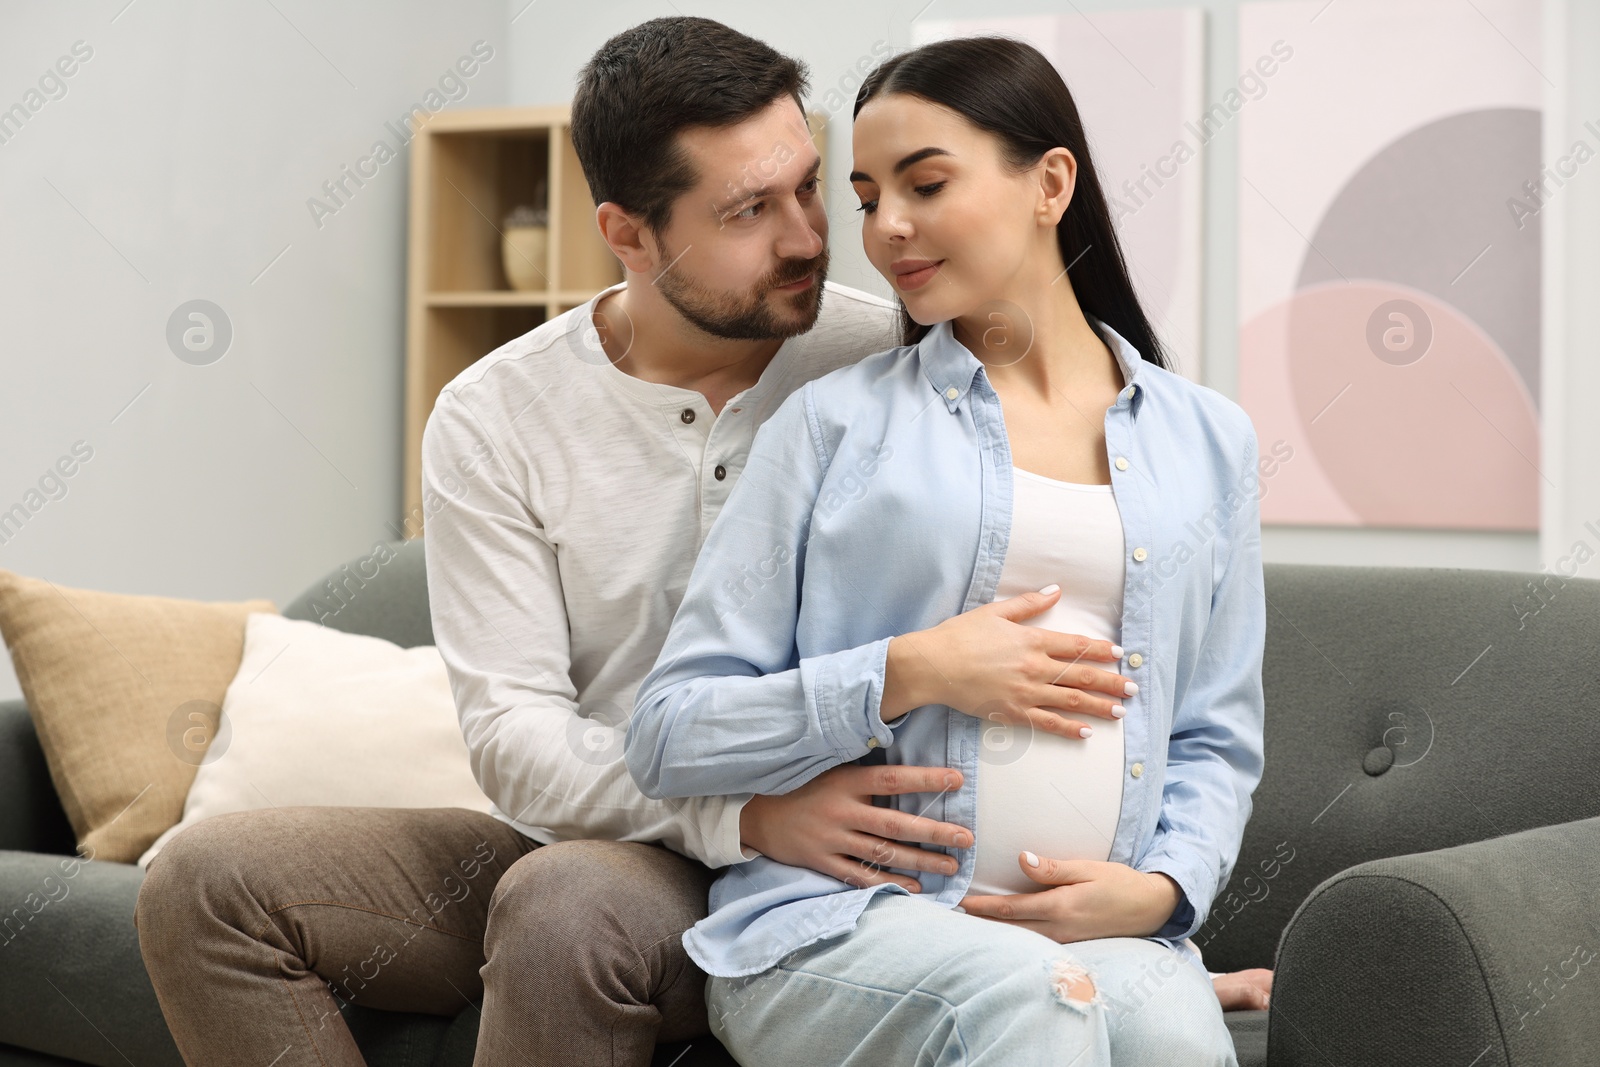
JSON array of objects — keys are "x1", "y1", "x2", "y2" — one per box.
[
  {"x1": 282, "y1": 538, "x2": 433, "y2": 648},
  {"x1": 1202, "y1": 563, "x2": 1600, "y2": 972},
  {"x1": 273, "y1": 543, "x2": 1600, "y2": 973}
]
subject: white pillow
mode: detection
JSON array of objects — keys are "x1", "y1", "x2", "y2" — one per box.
[{"x1": 137, "y1": 612, "x2": 492, "y2": 868}]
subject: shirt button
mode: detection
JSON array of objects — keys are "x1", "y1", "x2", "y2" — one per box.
[
  {"x1": 1132, "y1": 547, "x2": 1148, "y2": 562},
  {"x1": 1131, "y1": 762, "x2": 1144, "y2": 778},
  {"x1": 866, "y1": 737, "x2": 879, "y2": 748},
  {"x1": 680, "y1": 408, "x2": 696, "y2": 424},
  {"x1": 1127, "y1": 652, "x2": 1143, "y2": 668},
  {"x1": 1124, "y1": 386, "x2": 1134, "y2": 399},
  {"x1": 945, "y1": 387, "x2": 959, "y2": 400},
  {"x1": 714, "y1": 465, "x2": 727, "y2": 480},
  {"x1": 1114, "y1": 456, "x2": 1129, "y2": 471}
]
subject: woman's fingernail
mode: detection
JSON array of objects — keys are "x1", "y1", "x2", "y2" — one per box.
[
  {"x1": 1124, "y1": 681, "x2": 1139, "y2": 696},
  {"x1": 1078, "y1": 725, "x2": 1093, "y2": 738},
  {"x1": 1111, "y1": 704, "x2": 1126, "y2": 718},
  {"x1": 1023, "y1": 850, "x2": 1040, "y2": 867},
  {"x1": 1112, "y1": 644, "x2": 1125, "y2": 658},
  {"x1": 953, "y1": 905, "x2": 967, "y2": 914},
  {"x1": 1039, "y1": 583, "x2": 1060, "y2": 595}
]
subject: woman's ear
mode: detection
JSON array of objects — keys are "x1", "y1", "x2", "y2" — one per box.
[{"x1": 1036, "y1": 147, "x2": 1077, "y2": 227}]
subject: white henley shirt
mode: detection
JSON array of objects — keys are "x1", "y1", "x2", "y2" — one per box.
[{"x1": 419, "y1": 279, "x2": 901, "y2": 869}]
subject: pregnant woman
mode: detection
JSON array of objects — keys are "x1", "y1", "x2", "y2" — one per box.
[{"x1": 626, "y1": 35, "x2": 1263, "y2": 1066}]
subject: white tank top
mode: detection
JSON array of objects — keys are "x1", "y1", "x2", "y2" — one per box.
[{"x1": 968, "y1": 465, "x2": 1127, "y2": 896}]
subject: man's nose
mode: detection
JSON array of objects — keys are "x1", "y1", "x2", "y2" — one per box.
[{"x1": 773, "y1": 197, "x2": 824, "y2": 261}]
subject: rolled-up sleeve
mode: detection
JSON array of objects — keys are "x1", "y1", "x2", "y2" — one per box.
[
  {"x1": 627, "y1": 383, "x2": 899, "y2": 801},
  {"x1": 1136, "y1": 419, "x2": 1267, "y2": 941}
]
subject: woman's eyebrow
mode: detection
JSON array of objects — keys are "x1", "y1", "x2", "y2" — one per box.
[{"x1": 849, "y1": 146, "x2": 954, "y2": 183}]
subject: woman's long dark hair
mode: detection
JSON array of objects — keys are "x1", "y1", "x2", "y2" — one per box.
[{"x1": 853, "y1": 35, "x2": 1171, "y2": 371}]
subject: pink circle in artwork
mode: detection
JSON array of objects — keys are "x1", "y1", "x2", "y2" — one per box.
[{"x1": 1280, "y1": 280, "x2": 1538, "y2": 530}]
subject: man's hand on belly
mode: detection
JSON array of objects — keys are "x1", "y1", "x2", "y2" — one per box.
[{"x1": 740, "y1": 764, "x2": 974, "y2": 893}]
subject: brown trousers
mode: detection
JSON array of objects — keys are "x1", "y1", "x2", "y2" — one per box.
[{"x1": 132, "y1": 806, "x2": 718, "y2": 1066}]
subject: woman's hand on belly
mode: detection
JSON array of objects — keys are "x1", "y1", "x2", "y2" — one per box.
[
  {"x1": 956, "y1": 855, "x2": 1181, "y2": 943},
  {"x1": 883, "y1": 584, "x2": 1133, "y2": 737},
  {"x1": 740, "y1": 763, "x2": 974, "y2": 893}
]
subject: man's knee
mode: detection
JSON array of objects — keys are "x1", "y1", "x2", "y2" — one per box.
[
  {"x1": 136, "y1": 809, "x2": 306, "y2": 937},
  {"x1": 139, "y1": 814, "x2": 238, "y2": 901},
  {"x1": 485, "y1": 840, "x2": 709, "y2": 978},
  {"x1": 490, "y1": 841, "x2": 659, "y2": 937},
  {"x1": 135, "y1": 812, "x2": 259, "y2": 957}
]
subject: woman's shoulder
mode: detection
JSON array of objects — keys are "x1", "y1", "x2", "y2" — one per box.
[
  {"x1": 1137, "y1": 360, "x2": 1258, "y2": 463},
  {"x1": 814, "y1": 335, "x2": 920, "y2": 384},
  {"x1": 764, "y1": 341, "x2": 923, "y2": 470},
  {"x1": 759, "y1": 341, "x2": 914, "y2": 442},
  {"x1": 798, "y1": 339, "x2": 924, "y2": 412}
]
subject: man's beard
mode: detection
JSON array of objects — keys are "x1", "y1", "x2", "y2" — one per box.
[{"x1": 653, "y1": 244, "x2": 830, "y2": 341}]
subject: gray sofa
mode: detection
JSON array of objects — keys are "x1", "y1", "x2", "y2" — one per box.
[{"x1": 2, "y1": 538, "x2": 1597, "y2": 1066}]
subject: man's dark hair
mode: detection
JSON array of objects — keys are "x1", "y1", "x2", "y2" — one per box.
[{"x1": 571, "y1": 17, "x2": 810, "y2": 235}]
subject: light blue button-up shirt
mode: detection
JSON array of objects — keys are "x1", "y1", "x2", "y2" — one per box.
[{"x1": 626, "y1": 314, "x2": 1266, "y2": 979}]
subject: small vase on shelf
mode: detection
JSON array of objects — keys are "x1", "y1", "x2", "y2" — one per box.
[{"x1": 502, "y1": 203, "x2": 549, "y2": 292}]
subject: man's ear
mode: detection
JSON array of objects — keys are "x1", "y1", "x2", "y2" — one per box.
[{"x1": 596, "y1": 202, "x2": 658, "y2": 275}]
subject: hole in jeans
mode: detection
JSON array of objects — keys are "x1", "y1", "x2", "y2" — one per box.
[{"x1": 1047, "y1": 956, "x2": 1098, "y2": 1013}]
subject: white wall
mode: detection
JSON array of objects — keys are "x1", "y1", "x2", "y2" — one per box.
[
  {"x1": 2, "y1": 0, "x2": 1593, "y2": 703},
  {"x1": 0, "y1": 0, "x2": 507, "y2": 702},
  {"x1": 508, "y1": 0, "x2": 1581, "y2": 577}
]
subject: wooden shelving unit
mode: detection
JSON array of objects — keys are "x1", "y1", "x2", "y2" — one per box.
[
  {"x1": 400, "y1": 105, "x2": 832, "y2": 537},
  {"x1": 400, "y1": 104, "x2": 623, "y2": 536}
]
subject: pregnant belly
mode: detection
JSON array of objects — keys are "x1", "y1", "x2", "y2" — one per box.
[{"x1": 967, "y1": 716, "x2": 1126, "y2": 896}]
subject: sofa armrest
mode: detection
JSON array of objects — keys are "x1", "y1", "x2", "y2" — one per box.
[
  {"x1": 0, "y1": 700, "x2": 74, "y2": 856},
  {"x1": 1269, "y1": 815, "x2": 1600, "y2": 1067}
]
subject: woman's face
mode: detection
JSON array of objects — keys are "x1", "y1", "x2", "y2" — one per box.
[{"x1": 849, "y1": 92, "x2": 1055, "y2": 326}]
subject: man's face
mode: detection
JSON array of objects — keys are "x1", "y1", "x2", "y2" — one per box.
[{"x1": 650, "y1": 96, "x2": 830, "y2": 340}]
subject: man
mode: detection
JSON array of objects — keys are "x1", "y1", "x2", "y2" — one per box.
[{"x1": 135, "y1": 16, "x2": 1267, "y2": 1067}]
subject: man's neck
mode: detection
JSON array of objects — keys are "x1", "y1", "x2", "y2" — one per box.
[{"x1": 596, "y1": 285, "x2": 786, "y2": 416}]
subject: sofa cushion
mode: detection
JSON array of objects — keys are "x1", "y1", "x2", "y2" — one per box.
[
  {"x1": 0, "y1": 571, "x2": 274, "y2": 864},
  {"x1": 0, "y1": 851, "x2": 182, "y2": 1066}
]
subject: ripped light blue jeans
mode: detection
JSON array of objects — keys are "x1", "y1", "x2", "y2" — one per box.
[{"x1": 706, "y1": 892, "x2": 1238, "y2": 1067}]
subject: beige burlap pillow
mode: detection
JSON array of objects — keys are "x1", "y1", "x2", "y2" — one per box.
[{"x1": 0, "y1": 570, "x2": 275, "y2": 863}]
